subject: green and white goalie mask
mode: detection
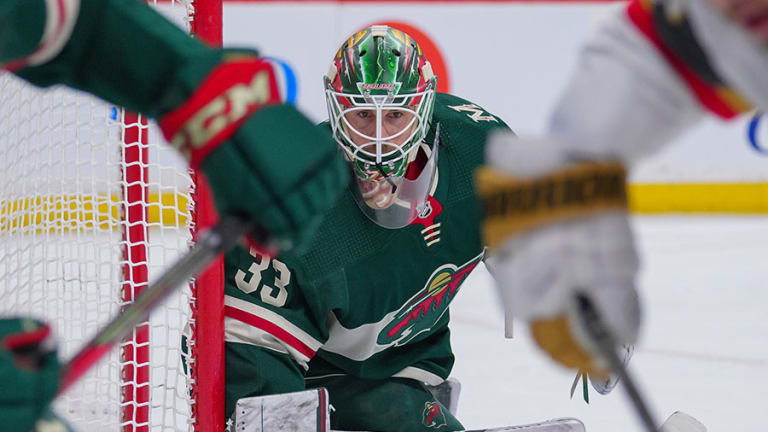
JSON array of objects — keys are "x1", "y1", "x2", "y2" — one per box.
[{"x1": 324, "y1": 25, "x2": 438, "y2": 229}]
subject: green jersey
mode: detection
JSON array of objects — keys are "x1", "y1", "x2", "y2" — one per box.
[{"x1": 224, "y1": 93, "x2": 511, "y2": 414}]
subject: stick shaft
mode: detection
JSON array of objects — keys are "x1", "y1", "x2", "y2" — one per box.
[
  {"x1": 58, "y1": 214, "x2": 255, "y2": 395},
  {"x1": 575, "y1": 294, "x2": 658, "y2": 432}
]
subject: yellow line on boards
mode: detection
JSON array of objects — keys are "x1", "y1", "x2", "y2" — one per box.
[
  {"x1": 629, "y1": 182, "x2": 768, "y2": 214},
  {"x1": 1, "y1": 183, "x2": 766, "y2": 233}
]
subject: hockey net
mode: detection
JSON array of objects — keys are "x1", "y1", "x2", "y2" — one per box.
[{"x1": 0, "y1": 1, "x2": 224, "y2": 431}]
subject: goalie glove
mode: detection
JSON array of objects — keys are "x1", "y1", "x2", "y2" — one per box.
[
  {"x1": 0, "y1": 318, "x2": 61, "y2": 432},
  {"x1": 478, "y1": 133, "x2": 641, "y2": 377}
]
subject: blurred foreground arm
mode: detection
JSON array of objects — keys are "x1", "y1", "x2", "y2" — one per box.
[{"x1": 479, "y1": 0, "x2": 767, "y2": 375}]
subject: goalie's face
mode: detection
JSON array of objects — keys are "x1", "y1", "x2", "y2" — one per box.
[
  {"x1": 327, "y1": 90, "x2": 433, "y2": 182},
  {"x1": 340, "y1": 107, "x2": 420, "y2": 211},
  {"x1": 342, "y1": 107, "x2": 418, "y2": 161}
]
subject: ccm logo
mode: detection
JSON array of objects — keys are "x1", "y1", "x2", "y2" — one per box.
[{"x1": 172, "y1": 70, "x2": 273, "y2": 151}]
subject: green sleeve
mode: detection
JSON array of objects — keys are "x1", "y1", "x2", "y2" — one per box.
[
  {"x1": 225, "y1": 343, "x2": 306, "y2": 418},
  {"x1": 15, "y1": 0, "x2": 223, "y2": 119},
  {"x1": 0, "y1": 0, "x2": 46, "y2": 63}
]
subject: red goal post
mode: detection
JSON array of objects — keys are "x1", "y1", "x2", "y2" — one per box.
[
  {"x1": 187, "y1": 2, "x2": 226, "y2": 432},
  {"x1": 0, "y1": 0, "x2": 226, "y2": 431}
]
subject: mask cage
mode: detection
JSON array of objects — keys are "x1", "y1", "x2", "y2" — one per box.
[{"x1": 325, "y1": 85, "x2": 435, "y2": 178}]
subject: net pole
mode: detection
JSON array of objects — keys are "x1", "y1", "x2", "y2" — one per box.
[
  {"x1": 189, "y1": 1, "x2": 225, "y2": 431},
  {"x1": 121, "y1": 112, "x2": 151, "y2": 432}
]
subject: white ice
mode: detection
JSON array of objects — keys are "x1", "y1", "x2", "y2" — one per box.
[{"x1": 450, "y1": 215, "x2": 768, "y2": 432}]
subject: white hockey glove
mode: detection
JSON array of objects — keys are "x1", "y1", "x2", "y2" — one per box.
[{"x1": 477, "y1": 134, "x2": 641, "y2": 377}]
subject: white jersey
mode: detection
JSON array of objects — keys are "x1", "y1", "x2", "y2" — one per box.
[
  {"x1": 547, "y1": 0, "x2": 767, "y2": 163},
  {"x1": 481, "y1": 0, "x2": 768, "y2": 350},
  {"x1": 683, "y1": 0, "x2": 768, "y2": 108}
]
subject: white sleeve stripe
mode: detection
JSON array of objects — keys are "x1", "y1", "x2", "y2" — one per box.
[
  {"x1": 392, "y1": 367, "x2": 444, "y2": 386},
  {"x1": 224, "y1": 295, "x2": 323, "y2": 351},
  {"x1": 26, "y1": 0, "x2": 80, "y2": 67},
  {"x1": 39, "y1": 0, "x2": 61, "y2": 54}
]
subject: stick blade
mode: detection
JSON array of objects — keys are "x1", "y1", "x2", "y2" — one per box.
[{"x1": 659, "y1": 412, "x2": 706, "y2": 432}]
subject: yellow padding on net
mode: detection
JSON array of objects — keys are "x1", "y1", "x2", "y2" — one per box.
[{"x1": 0, "y1": 192, "x2": 191, "y2": 233}]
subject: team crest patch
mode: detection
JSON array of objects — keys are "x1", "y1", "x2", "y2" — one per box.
[
  {"x1": 422, "y1": 401, "x2": 448, "y2": 428},
  {"x1": 377, "y1": 252, "x2": 484, "y2": 346}
]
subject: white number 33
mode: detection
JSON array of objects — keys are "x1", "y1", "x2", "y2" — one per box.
[{"x1": 234, "y1": 248, "x2": 291, "y2": 307}]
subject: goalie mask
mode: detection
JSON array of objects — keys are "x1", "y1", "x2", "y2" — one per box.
[{"x1": 324, "y1": 25, "x2": 438, "y2": 228}]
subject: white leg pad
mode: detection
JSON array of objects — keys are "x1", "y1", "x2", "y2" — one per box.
[{"x1": 232, "y1": 389, "x2": 331, "y2": 432}]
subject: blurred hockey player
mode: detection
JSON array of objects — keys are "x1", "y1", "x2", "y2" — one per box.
[
  {"x1": 223, "y1": 25, "x2": 511, "y2": 431},
  {"x1": 0, "y1": 0, "x2": 348, "y2": 430},
  {"x1": 477, "y1": 0, "x2": 768, "y2": 378}
]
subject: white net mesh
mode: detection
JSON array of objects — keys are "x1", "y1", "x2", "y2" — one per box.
[{"x1": 0, "y1": 1, "x2": 202, "y2": 430}]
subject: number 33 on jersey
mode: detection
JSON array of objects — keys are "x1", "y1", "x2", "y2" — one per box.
[{"x1": 234, "y1": 248, "x2": 292, "y2": 308}]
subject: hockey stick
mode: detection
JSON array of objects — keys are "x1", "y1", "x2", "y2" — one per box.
[
  {"x1": 57, "y1": 213, "x2": 260, "y2": 395},
  {"x1": 574, "y1": 293, "x2": 659, "y2": 432}
]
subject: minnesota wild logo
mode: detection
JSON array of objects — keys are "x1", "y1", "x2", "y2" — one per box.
[
  {"x1": 377, "y1": 252, "x2": 483, "y2": 346},
  {"x1": 422, "y1": 402, "x2": 447, "y2": 428}
]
